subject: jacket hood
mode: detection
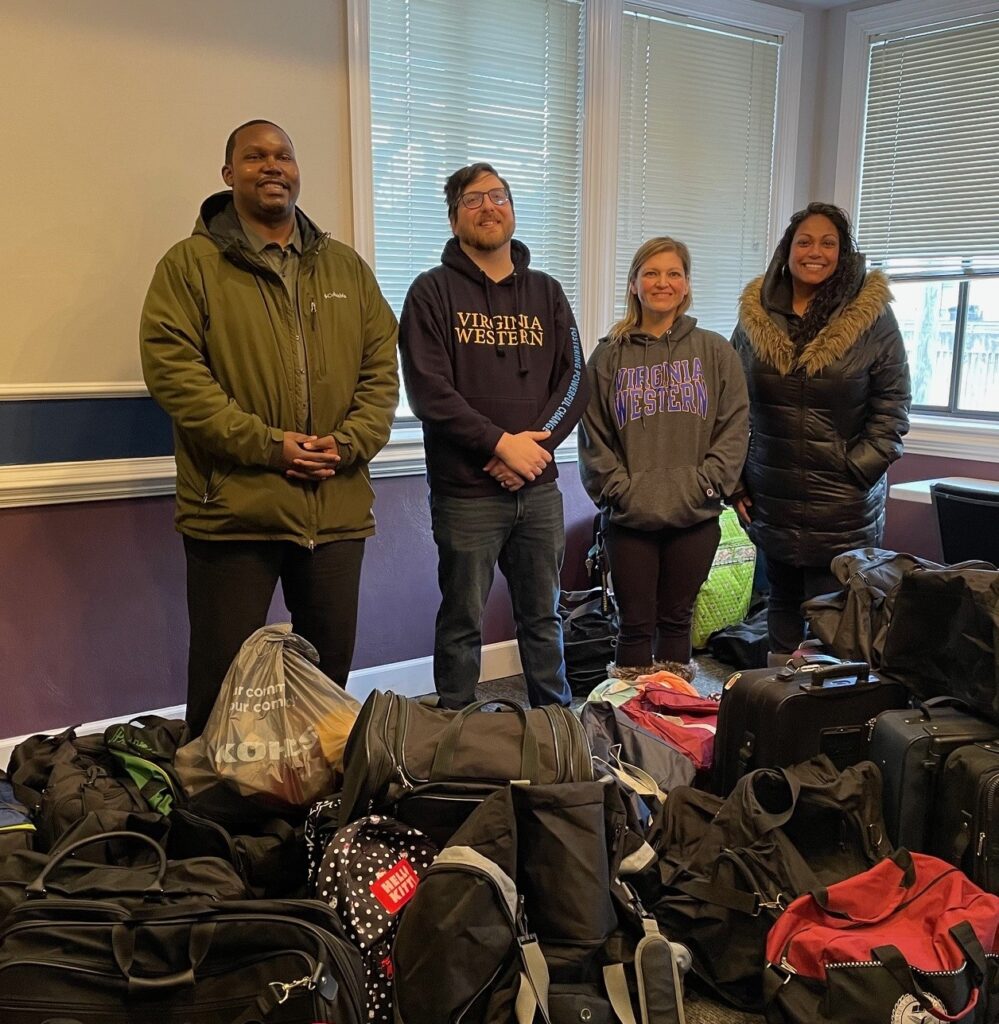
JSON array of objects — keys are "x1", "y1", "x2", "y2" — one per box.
[
  {"x1": 193, "y1": 191, "x2": 327, "y2": 267},
  {"x1": 440, "y1": 234, "x2": 531, "y2": 280},
  {"x1": 739, "y1": 261, "x2": 892, "y2": 376}
]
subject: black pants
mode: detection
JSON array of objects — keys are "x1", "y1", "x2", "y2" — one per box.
[
  {"x1": 605, "y1": 517, "x2": 721, "y2": 667},
  {"x1": 183, "y1": 536, "x2": 365, "y2": 737},
  {"x1": 764, "y1": 556, "x2": 838, "y2": 655}
]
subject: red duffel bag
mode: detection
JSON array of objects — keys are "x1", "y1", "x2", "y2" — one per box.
[{"x1": 764, "y1": 849, "x2": 999, "y2": 1024}]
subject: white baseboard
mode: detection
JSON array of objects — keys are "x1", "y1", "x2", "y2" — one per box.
[{"x1": 0, "y1": 640, "x2": 523, "y2": 770}]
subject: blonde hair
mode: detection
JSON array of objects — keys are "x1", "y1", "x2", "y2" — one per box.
[{"x1": 607, "y1": 237, "x2": 692, "y2": 343}]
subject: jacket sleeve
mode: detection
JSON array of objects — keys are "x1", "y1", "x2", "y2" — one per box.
[
  {"x1": 577, "y1": 346, "x2": 630, "y2": 508},
  {"x1": 398, "y1": 279, "x2": 505, "y2": 455},
  {"x1": 528, "y1": 283, "x2": 590, "y2": 451},
  {"x1": 140, "y1": 253, "x2": 283, "y2": 467},
  {"x1": 697, "y1": 340, "x2": 750, "y2": 500},
  {"x1": 330, "y1": 260, "x2": 400, "y2": 467},
  {"x1": 845, "y1": 308, "x2": 912, "y2": 488}
]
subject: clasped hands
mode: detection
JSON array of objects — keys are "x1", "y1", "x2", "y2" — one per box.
[
  {"x1": 280, "y1": 431, "x2": 340, "y2": 481},
  {"x1": 483, "y1": 430, "x2": 552, "y2": 493}
]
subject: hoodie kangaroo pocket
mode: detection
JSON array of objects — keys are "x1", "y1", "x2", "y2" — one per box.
[{"x1": 466, "y1": 395, "x2": 538, "y2": 434}]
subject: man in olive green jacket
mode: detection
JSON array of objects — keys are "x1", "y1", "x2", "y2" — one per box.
[{"x1": 141, "y1": 119, "x2": 398, "y2": 735}]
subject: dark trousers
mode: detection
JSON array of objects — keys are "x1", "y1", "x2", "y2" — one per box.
[
  {"x1": 764, "y1": 556, "x2": 838, "y2": 655},
  {"x1": 605, "y1": 517, "x2": 721, "y2": 667},
  {"x1": 429, "y1": 483, "x2": 570, "y2": 709},
  {"x1": 183, "y1": 536, "x2": 365, "y2": 737}
]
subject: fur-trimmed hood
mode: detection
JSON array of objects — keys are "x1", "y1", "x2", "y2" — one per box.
[{"x1": 737, "y1": 267, "x2": 893, "y2": 376}]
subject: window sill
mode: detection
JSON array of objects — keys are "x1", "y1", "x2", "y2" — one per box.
[
  {"x1": 0, "y1": 424, "x2": 581, "y2": 508},
  {"x1": 904, "y1": 413, "x2": 999, "y2": 463}
]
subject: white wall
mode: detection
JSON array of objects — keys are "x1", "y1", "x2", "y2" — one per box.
[{"x1": 2, "y1": 0, "x2": 353, "y2": 393}]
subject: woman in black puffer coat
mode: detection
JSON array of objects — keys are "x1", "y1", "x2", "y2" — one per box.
[{"x1": 731, "y1": 203, "x2": 911, "y2": 656}]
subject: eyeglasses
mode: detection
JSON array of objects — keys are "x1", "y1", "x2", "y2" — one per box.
[{"x1": 459, "y1": 187, "x2": 510, "y2": 210}]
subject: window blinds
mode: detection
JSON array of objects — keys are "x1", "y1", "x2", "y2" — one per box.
[
  {"x1": 857, "y1": 16, "x2": 999, "y2": 276},
  {"x1": 615, "y1": 6, "x2": 779, "y2": 335},
  {"x1": 369, "y1": 0, "x2": 585, "y2": 317}
]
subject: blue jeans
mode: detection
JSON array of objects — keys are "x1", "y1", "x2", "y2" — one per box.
[{"x1": 430, "y1": 483, "x2": 570, "y2": 709}]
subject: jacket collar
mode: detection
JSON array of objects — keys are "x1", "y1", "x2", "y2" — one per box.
[
  {"x1": 737, "y1": 268, "x2": 892, "y2": 376},
  {"x1": 193, "y1": 192, "x2": 327, "y2": 271}
]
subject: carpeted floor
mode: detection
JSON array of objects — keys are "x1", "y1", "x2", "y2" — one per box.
[{"x1": 478, "y1": 655, "x2": 766, "y2": 1024}]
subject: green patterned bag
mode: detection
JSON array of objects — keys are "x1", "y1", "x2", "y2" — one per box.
[{"x1": 691, "y1": 508, "x2": 756, "y2": 649}]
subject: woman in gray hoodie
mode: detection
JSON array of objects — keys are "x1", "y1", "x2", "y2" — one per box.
[{"x1": 579, "y1": 237, "x2": 749, "y2": 680}]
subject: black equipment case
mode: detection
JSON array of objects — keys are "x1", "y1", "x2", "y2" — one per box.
[
  {"x1": 713, "y1": 655, "x2": 908, "y2": 795},
  {"x1": 934, "y1": 740, "x2": 999, "y2": 893},
  {"x1": 868, "y1": 697, "x2": 999, "y2": 851}
]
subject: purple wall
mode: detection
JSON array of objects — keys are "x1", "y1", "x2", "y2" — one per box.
[
  {"x1": 0, "y1": 470, "x2": 599, "y2": 737},
  {"x1": 3, "y1": 453, "x2": 993, "y2": 738}
]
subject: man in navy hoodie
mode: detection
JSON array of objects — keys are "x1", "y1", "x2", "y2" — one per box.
[{"x1": 399, "y1": 163, "x2": 589, "y2": 709}]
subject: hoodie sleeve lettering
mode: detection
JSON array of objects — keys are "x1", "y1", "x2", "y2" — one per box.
[
  {"x1": 140, "y1": 252, "x2": 282, "y2": 466},
  {"x1": 528, "y1": 283, "x2": 590, "y2": 449}
]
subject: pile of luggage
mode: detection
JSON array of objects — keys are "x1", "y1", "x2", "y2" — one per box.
[{"x1": 2, "y1": 552, "x2": 999, "y2": 1023}]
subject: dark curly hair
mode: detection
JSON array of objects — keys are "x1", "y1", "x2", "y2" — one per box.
[{"x1": 775, "y1": 202, "x2": 861, "y2": 343}]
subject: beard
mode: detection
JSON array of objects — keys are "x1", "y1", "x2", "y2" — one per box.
[{"x1": 455, "y1": 217, "x2": 514, "y2": 253}]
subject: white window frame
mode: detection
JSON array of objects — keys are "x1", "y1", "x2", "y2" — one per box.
[
  {"x1": 835, "y1": 0, "x2": 999, "y2": 463},
  {"x1": 348, "y1": 0, "x2": 802, "y2": 465}
]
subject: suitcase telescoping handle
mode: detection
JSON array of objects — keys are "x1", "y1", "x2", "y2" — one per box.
[
  {"x1": 793, "y1": 661, "x2": 872, "y2": 692},
  {"x1": 430, "y1": 699, "x2": 541, "y2": 783},
  {"x1": 25, "y1": 829, "x2": 169, "y2": 898}
]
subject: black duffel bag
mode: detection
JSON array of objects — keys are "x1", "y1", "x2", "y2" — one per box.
[
  {"x1": 882, "y1": 566, "x2": 999, "y2": 721},
  {"x1": 338, "y1": 693, "x2": 593, "y2": 843},
  {"x1": 0, "y1": 832, "x2": 365, "y2": 1024},
  {"x1": 0, "y1": 830, "x2": 247, "y2": 922},
  {"x1": 559, "y1": 586, "x2": 618, "y2": 696},
  {"x1": 651, "y1": 756, "x2": 892, "y2": 1011}
]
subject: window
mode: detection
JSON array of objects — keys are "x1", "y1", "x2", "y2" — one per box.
[
  {"x1": 616, "y1": 6, "x2": 779, "y2": 332},
  {"x1": 853, "y1": 11, "x2": 999, "y2": 417},
  {"x1": 353, "y1": 0, "x2": 802, "y2": 426}
]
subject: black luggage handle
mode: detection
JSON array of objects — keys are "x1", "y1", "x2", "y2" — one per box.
[
  {"x1": 26, "y1": 830, "x2": 168, "y2": 898},
  {"x1": 430, "y1": 700, "x2": 541, "y2": 783},
  {"x1": 789, "y1": 661, "x2": 871, "y2": 692},
  {"x1": 112, "y1": 920, "x2": 215, "y2": 995}
]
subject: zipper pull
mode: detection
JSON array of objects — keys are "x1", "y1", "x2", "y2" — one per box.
[
  {"x1": 310, "y1": 299, "x2": 317, "y2": 327},
  {"x1": 978, "y1": 832, "x2": 986, "y2": 858}
]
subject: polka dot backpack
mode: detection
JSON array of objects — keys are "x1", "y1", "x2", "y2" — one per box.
[{"x1": 314, "y1": 815, "x2": 438, "y2": 1023}]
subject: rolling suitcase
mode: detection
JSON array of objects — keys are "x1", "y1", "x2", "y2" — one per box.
[
  {"x1": 868, "y1": 696, "x2": 999, "y2": 851},
  {"x1": 934, "y1": 740, "x2": 999, "y2": 893},
  {"x1": 713, "y1": 655, "x2": 908, "y2": 795}
]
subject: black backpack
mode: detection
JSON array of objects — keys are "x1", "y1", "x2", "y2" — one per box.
[
  {"x1": 559, "y1": 588, "x2": 618, "y2": 696},
  {"x1": 393, "y1": 780, "x2": 688, "y2": 1024}
]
